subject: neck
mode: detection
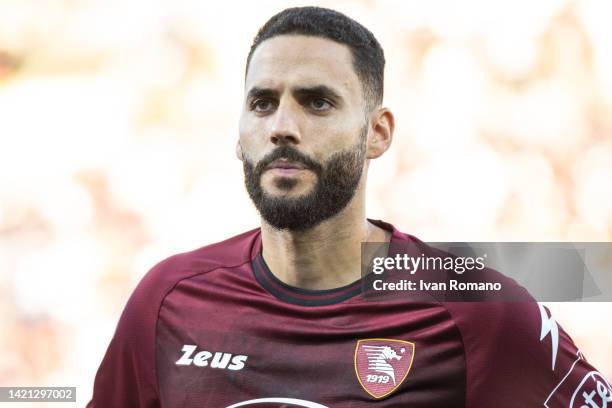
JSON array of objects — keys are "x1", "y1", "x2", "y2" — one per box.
[{"x1": 260, "y1": 193, "x2": 391, "y2": 290}]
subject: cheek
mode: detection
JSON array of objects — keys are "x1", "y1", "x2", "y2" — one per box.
[
  {"x1": 315, "y1": 108, "x2": 363, "y2": 141},
  {"x1": 238, "y1": 121, "x2": 267, "y2": 162},
  {"x1": 309, "y1": 123, "x2": 360, "y2": 153}
]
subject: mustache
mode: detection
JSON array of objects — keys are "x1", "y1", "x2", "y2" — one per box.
[{"x1": 253, "y1": 145, "x2": 322, "y2": 175}]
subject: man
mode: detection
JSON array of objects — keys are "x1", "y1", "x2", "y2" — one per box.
[{"x1": 88, "y1": 7, "x2": 611, "y2": 407}]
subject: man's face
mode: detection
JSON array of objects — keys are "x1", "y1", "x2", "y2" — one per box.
[{"x1": 238, "y1": 35, "x2": 369, "y2": 231}]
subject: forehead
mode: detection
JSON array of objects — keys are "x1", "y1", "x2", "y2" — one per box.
[{"x1": 245, "y1": 35, "x2": 361, "y2": 100}]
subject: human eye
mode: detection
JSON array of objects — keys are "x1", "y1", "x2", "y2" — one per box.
[
  {"x1": 250, "y1": 98, "x2": 276, "y2": 114},
  {"x1": 308, "y1": 97, "x2": 333, "y2": 112}
]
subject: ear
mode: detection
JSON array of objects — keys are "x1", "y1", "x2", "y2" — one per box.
[
  {"x1": 235, "y1": 140, "x2": 244, "y2": 161},
  {"x1": 366, "y1": 108, "x2": 394, "y2": 159}
]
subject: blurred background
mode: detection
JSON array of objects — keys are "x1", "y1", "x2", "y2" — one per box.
[{"x1": 1, "y1": 0, "x2": 611, "y2": 406}]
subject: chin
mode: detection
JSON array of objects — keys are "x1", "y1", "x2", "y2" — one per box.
[
  {"x1": 262, "y1": 180, "x2": 315, "y2": 196},
  {"x1": 265, "y1": 189, "x2": 310, "y2": 199}
]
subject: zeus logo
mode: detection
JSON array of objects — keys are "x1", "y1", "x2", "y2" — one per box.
[
  {"x1": 175, "y1": 344, "x2": 248, "y2": 371},
  {"x1": 538, "y1": 302, "x2": 559, "y2": 371}
]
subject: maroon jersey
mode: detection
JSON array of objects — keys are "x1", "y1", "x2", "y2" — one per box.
[{"x1": 88, "y1": 220, "x2": 611, "y2": 407}]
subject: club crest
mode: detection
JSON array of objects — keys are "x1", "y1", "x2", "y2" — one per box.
[{"x1": 354, "y1": 338, "x2": 415, "y2": 399}]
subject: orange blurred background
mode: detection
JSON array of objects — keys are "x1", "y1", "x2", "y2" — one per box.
[{"x1": 1, "y1": 0, "x2": 611, "y2": 406}]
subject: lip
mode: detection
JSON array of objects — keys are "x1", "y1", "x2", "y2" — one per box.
[
  {"x1": 268, "y1": 167, "x2": 305, "y2": 176},
  {"x1": 266, "y1": 159, "x2": 307, "y2": 170}
]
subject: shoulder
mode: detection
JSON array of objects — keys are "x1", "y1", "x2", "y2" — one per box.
[
  {"x1": 90, "y1": 227, "x2": 261, "y2": 404},
  {"x1": 446, "y1": 300, "x2": 611, "y2": 406},
  {"x1": 129, "y1": 227, "x2": 261, "y2": 313},
  {"x1": 393, "y1": 231, "x2": 531, "y2": 302},
  {"x1": 378, "y1": 223, "x2": 611, "y2": 405}
]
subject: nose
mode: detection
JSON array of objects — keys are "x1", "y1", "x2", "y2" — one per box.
[{"x1": 269, "y1": 101, "x2": 301, "y2": 145}]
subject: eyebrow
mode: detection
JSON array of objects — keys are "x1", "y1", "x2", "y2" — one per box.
[
  {"x1": 246, "y1": 87, "x2": 279, "y2": 101},
  {"x1": 246, "y1": 85, "x2": 344, "y2": 104},
  {"x1": 292, "y1": 85, "x2": 342, "y2": 102}
]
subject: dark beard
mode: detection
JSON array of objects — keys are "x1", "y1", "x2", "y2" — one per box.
[{"x1": 243, "y1": 130, "x2": 366, "y2": 231}]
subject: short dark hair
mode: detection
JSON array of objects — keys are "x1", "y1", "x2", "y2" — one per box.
[{"x1": 245, "y1": 6, "x2": 385, "y2": 111}]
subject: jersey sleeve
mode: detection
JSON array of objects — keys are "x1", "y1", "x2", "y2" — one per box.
[
  {"x1": 86, "y1": 259, "x2": 173, "y2": 408},
  {"x1": 535, "y1": 303, "x2": 612, "y2": 408},
  {"x1": 448, "y1": 300, "x2": 611, "y2": 408}
]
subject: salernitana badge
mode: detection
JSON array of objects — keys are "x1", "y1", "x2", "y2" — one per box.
[{"x1": 354, "y1": 338, "x2": 415, "y2": 399}]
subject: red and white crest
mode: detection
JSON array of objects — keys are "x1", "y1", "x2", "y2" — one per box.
[
  {"x1": 354, "y1": 338, "x2": 415, "y2": 399},
  {"x1": 569, "y1": 371, "x2": 612, "y2": 408}
]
